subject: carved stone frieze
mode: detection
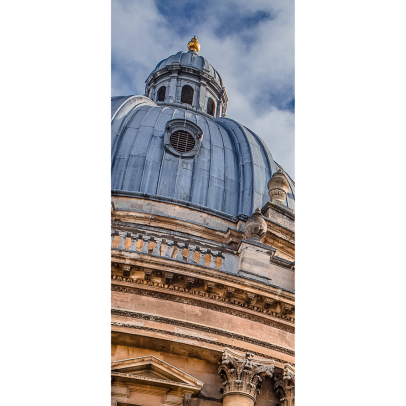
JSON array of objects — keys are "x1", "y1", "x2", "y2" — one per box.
[
  {"x1": 111, "y1": 273, "x2": 295, "y2": 323},
  {"x1": 218, "y1": 348, "x2": 275, "y2": 402},
  {"x1": 121, "y1": 264, "x2": 131, "y2": 277},
  {"x1": 111, "y1": 284, "x2": 295, "y2": 333}
]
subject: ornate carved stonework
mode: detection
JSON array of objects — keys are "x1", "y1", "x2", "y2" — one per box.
[
  {"x1": 111, "y1": 283, "x2": 295, "y2": 332},
  {"x1": 274, "y1": 363, "x2": 295, "y2": 406},
  {"x1": 218, "y1": 348, "x2": 275, "y2": 402}
]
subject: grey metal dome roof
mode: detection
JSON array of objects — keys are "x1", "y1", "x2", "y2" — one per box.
[
  {"x1": 111, "y1": 96, "x2": 295, "y2": 217},
  {"x1": 150, "y1": 51, "x2": 224, "y2": 87}
]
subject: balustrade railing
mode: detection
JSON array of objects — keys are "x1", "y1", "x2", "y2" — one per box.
[{"x1": 111, "y1": 231, "x2": 225, "y2": 270}]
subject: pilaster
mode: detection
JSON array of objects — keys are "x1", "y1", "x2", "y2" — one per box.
[
  {"x1": 274, "y1": 363, "x2": 295, "y2": 406},
  {"x1": 199, "y1": 79, "x2": 207, "y2": 111},
  {"x1": 167, "y1": 64, "x2": 180, "y2": 103}
]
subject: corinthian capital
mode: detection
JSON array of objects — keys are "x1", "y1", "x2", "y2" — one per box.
[
  {"x1": 274, "y1": 363, "x2": 295, "y2": 406},
  {"x1": 218, "y1": 348, "x2": 275, "y2": 403}
]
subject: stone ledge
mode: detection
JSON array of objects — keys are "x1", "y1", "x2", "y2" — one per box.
[
  {"x1": 112, "y1": 192, "x2": 249, "y2": 223},
  {"x1": 261, "y1": 201, "x2": 295, "y2": 220}
]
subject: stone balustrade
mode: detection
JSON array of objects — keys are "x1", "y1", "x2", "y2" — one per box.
[{"x1": 111, "y1": 230, "x2": 225, "y2": 270}]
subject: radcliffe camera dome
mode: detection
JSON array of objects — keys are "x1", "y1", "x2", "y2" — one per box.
[
  {"x1": 111, "y1": 35, "x2": 296, "y2": 404},
  {"x1": 111, "y1": 37, "x2": 295, "y2": 218}
]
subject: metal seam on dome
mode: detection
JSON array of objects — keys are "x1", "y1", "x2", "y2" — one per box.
[
  {"x1": 156, "y1": 106, "x2": 178, "y2": 196},
  {"x1": 112, "y1": 102, "x2": 152, "y2": 166},
  {"x1": 215, "y1": 120, "x2": 252, "y2": 215},
  {"x1": 121, "y1": 106, "x2": 155, "y2": 190},
  {"x1": 111, "y1": 98, "x2": 156, "y2": 159},
  {"x1": 139, "y1": 107, "x2": 166, "y2": 194},
  {"x1": 211, "y1": 118, "x2": 227, "y2": 214}
]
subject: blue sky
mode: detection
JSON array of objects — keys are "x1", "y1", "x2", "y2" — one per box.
[{"x1": 112, "y1": 0, "x2": 295, "y2": 178}]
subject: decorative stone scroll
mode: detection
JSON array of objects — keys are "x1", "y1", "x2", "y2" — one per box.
[
  {"x1": 218, "y1": 348, "x2": 275, "y2": 405},
  {"x1": 274, "y1": 363, "x2": 295, "y2": 406}
]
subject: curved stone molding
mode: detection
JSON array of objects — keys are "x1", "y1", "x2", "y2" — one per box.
[
  {"x1": 218, "y1": 348, "x2": 275, "y2": 405},
  {"x1": 111, "y1": 308, "x2": 295, "y2": 356},
  {"x1": 111, "y1": 321, "x2": 292, "y2": 365}
]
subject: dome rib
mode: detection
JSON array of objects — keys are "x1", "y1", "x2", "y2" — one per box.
[
  {"x1": 111, "y1": 98, "x2": 295, "y2": 216},
  {"x1": 149, "y1": 51, "x2": 223, "y2": 86}
]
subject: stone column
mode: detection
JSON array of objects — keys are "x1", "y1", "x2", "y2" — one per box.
[
  {"x1": 274, "y1": 363, "x2": 295, "y2": 406},
  {"x1": 149, "y1": 85, "x2": 155, "y2": 101},
  {"x1": 216, "y1": 101, "x2": 222, "y2": 118},
  {"x1": 167, "y1": 64, "x2": 180, "y2": 103},
  {"x1": 218, "y1": 349, "x2": 275, "y2": 406}
]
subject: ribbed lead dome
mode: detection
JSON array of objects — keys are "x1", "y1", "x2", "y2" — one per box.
[
  {"x1": 149, "y1": 51, "x2": 223, "y2": 87},
  {"x1": 111, "y1": 96, "x2": 295, "y2": 217}
]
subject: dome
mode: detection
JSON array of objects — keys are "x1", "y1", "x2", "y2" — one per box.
[
  {"x1": 111, "y1": 96, "x2": 295, "y2": 217},
  {"x1": 149, "y1": 51, "x2": 224, "y2": 87}
]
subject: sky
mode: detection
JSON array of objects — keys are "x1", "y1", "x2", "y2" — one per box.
[{"x1": 111, "y1": 0, "x2": 295, "y2": 179}]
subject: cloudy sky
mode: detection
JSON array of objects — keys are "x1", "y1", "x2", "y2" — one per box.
[{"x1": 112, "y1": 0, "x2": 295, "y2": 178}]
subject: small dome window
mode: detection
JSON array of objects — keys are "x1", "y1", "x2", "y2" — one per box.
[
  {"x1": 207, "y1": 97, "x2": 215, "y2": 116},
  {"x1": 157, "y1": 86, "x2": 166, "y2": 102},
  {"x1": 181, "y1": 85, "x2": 194, "y2": 105},
  {"x1": 170, "y1": 130, "x2": 196, "y2": 153}
]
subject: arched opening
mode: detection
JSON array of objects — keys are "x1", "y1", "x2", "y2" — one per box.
[
  {"x1": 207, "y1": 97, "x2": 215, "y2": 116},
  {"x1": 157, "y1": 86, "x2": 166, "y2": 102},
  {"x1": 181, "y1": 85, "x2": 194, "y2": 105}
]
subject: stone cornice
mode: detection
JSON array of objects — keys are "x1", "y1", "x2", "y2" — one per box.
[
  {"x1": 111, "y1": 322, "x2": 294, "y2": 366},
  {"x1": 111, "y1": 308, "x2": 295, "y2": 357},
  {"x1": 111, "y1": 250, "x2": 296, "y2": 301},
  {"x1": 112, "y1": 192, "x2": 246, "y2": 224},
  {"x1": 112, "y1": 371, "x2": 195, "y2": 389},
  {"x1": 111, "y1": 196, "x2": 294, "y2": 254},
  {"x1": 261, "y1": 201, "x2": 295, "y2": 220},
  {"x1": 111, "y1": 283, "x2": 295, "y2": 333}
]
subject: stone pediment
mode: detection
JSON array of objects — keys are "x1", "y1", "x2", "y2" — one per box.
[{"x1": 111, "y1": 356, "x2": 204, "y2": 394}]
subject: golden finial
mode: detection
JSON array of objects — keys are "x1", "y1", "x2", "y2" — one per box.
[{"x1": 187, "y1": 36, "x2": 200, "y2": 53}]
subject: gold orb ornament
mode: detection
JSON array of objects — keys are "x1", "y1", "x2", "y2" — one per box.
[{"x1": 187, "y1": 36, "x2": 200, "y2": 53}]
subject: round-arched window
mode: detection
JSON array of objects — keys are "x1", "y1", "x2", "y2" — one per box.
[
  {"x1": 170, "y1": 130, "x2": 196, "y2": 153},
  {"x1": 157, "y1": 86, "x2": 166, "y2": 102},
  {"x1": 181, "y1": 85, "x2": 194, "y2": 105},
  {"x1": 207, "y1": 97, "x2": 215, "y2": 116}
]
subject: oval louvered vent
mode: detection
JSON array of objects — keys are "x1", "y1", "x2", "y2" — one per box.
[{"x1": 170, "y1": 130, "x2": 195, "y2": 153}]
